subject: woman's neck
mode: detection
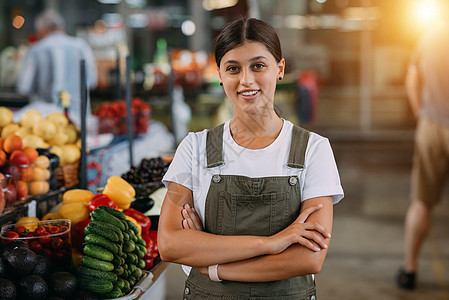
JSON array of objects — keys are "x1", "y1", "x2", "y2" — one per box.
[{"x1": 229, "y1": 112, "x2": 283, "y2": 150}]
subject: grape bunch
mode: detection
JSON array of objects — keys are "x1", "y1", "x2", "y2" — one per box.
[{"x1": 121, "y1": 157, "x2": 170, "y2": 196}]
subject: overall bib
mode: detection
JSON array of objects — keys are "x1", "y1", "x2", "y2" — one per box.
[{"x1": 183, "y1": 124, "x2": 316, "y2": 300}]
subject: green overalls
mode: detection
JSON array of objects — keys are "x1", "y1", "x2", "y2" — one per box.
[{"x1": 183, "y1": 124, "x2": 317, "y2": 300}]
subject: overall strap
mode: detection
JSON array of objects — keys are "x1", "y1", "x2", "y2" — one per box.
[
  {"x1": 206, "y1": 123, "x2": 225, "y2": 168},
  {"x1": 287, "y1": 125, "x2": 310, "y2": 169}
]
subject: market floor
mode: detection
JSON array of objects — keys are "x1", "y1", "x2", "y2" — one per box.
[{"x1": 162, "y1": 139, "x2": 449, "y2": 300}]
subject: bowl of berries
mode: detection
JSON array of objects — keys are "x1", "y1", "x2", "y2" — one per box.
[{"x1": 0, "y1": 219, "x2": 73, "y2": 272}]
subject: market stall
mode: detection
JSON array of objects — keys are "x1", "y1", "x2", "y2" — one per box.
[{"x1": 0, "y1": 96, "x2": 174, "y2": 299}]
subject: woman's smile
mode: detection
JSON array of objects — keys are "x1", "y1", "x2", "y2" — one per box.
[{"x1": 238, "y1": 89, "x2": 260, "y2": 101}]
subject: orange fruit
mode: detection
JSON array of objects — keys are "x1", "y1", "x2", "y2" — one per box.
[
  {"x1": 22, "y1": 147, "x2": 38, "y2": 164},
  {"x1": 3, "y1": 134, "x2": 23, "y2": 153}
]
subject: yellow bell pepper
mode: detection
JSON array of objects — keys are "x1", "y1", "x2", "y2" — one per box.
[
  {"x1": 102, "y1": 176, "x2": 135, "y2": 210},
  {"x1": 15, "y1": 217, "x2": 40, "y2": 231},
  {"x1": 62, "y1": 189, "x2": 94, "y2": 205},
  {"x1": 125, "y1": 215, "x2": 142, "y2": 236},
  {"x1": 58, "y1": 202, "x2": 90, "y2": 225}
]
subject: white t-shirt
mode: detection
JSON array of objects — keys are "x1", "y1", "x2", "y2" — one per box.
[{"x1": 162, "y1": 119, "x2": 344, "y2": 225}]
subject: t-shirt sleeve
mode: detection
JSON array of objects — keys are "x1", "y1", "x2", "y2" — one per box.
[
  {"x1": 301, "y1": 137, "x2": 344, "y2": 204},
  {"x1": 162, "y1": 132, "x2": 195, "y2": 190}
]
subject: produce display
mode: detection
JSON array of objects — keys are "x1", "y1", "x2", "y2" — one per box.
[
  {"x1": 0, "y1": 219, "x2": 82, "y2": 299},
  {"x1": 94, "y1": 98, "x2": 151, "y2": 135},
  {"x1": 121, "y1": 157, "x2": 170, "y2": 197},
  {"x1": 77, "y1": 206, "x2": 147, "y2": 298}
]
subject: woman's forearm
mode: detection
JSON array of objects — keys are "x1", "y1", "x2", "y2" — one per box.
[
  {"x1": 159, "y1": 227, "x2": 268, "y2": 267},
  {"x1": 217, "y1": 243, "x2": 328, "y2": 282}
]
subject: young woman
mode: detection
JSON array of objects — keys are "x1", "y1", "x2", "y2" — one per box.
[{"x1": 158, "y1": 18, "x2": 344, "y2": 299}]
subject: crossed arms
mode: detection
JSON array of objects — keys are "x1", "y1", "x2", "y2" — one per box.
[{"x1": 158, "y1": 182, "x2": 333, "y2": 282}]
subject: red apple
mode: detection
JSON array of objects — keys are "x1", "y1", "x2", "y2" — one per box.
[
  {"x1": 4, "y1": 183, "x2": 17, "y2": 205},
  {"x1": 1, "y1": 163, "x2": 20, "y2": 176},
  {"x1": 9, "y1": 150, "x2": 30, "y2": 166}
]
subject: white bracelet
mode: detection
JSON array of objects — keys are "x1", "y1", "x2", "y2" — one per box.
[{"x1": 208, "y1": 264, "x2": 222, "y2": 282}]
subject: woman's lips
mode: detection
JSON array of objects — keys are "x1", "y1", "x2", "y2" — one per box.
[{"x1": 238, "y1": 90, "x2": 260, "y2": 101}]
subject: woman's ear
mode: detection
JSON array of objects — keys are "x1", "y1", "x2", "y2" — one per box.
[{"x1": 278, "y1": 58, "x2": 286, "y2": 78}]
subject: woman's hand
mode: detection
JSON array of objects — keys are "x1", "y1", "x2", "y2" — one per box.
[
  {"x1": 265, "y1": 204, "x2": 331, "y2": 255},
  {"x1": 181, "y1": 204, "x2": 204, "y2": 231}
]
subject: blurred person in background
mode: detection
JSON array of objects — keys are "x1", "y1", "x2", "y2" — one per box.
[
  {"x1": 397, "y1": 19, "x2": 449, "y2": 290},
  {"x1": 16, "y1": 9, "x2": 97, "y2": 123}
]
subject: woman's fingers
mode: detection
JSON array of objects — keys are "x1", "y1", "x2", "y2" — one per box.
[
  {"x1": 181, "y1": 204, "x2": 204, "y2": 231},
  {"x1": 296, "y1": 204, "x2": 323, "y2": 223}
]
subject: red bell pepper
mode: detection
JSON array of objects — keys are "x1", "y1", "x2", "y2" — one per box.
[
  {"x1": 123, "y1": 208, "x2": 151, "y2": 235},
  {"x1": 88, "y1": 194, "x2": 118, "y2": 212},
  {"x1": 71, "y1": 218, "x2": 91, "y2": 251}
]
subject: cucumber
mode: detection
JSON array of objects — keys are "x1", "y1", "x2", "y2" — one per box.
[
  {"x1": 78, "y1": 277, "x2": 113, "y2": 294},
  {"x1": 115, "y1": 278, "x2": 126, "y2": 289},
  {"x1": 126, "y1": 219, "x2": 140, "y2": 235},
  {"x1": 91, "y1": 208, "x2": 126, "y2": 231},
  {"x1": 76, "y1": 266, "x2": 118, "y2": 283},
  {"x1": 85, "y1": 234, "x2": 119, "y2": 254},
  {"x1": 126, "y1": 253, "x2": 138, "y2": 265},
  {"x1": 85, "y1": 222, "x2": 121, "y2": 242},
  {"x1": 83, "y1": 244, "x2": 114, "y2": 262},
  {"x1": 123, "y1": 240, "x2": 136, "y2": 253},
  {"x1": 91, "y1": 220, "x2": 124, "y2": 241},
  {"x1": 81, "y1": 255, "x2": 115, "y2": 272},
  {"x1": 137, "y1": 236, "x2": 146, "y2": 246},
  {"x1": 133, "y1": 267, "x2": 143, "y2": 279},
  {"x1": 121, "y1": 280, "x2": 131, "y2": 293},
  {"x1": 113, "y1": 265, "x2": 124, "y2": 276},
  {"x1": 98, "y1": 205, "x2": 127, "y2": 220},
  {"x1": 122, "y1": 231, "x2": 130, "y2": 241},
  {"x1": 104, "y1": 286, "x2": 123, "y2": 298},
  {"x1": 137, "y1": 258, "x2": 146, "y2": 269}
]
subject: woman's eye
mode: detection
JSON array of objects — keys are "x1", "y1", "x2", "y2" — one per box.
[
  {"x1": 226, "y1": 66, "x2": 239, "y2": 72},
  {"x1": 253, "y1": 63, "x2": 265, "y2": 70}
]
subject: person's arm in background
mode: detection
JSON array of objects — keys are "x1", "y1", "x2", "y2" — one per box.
[
  {"x1": 405, "y1": 62, "x2": 422, "y2": 120},
  {"x1": 16, "y1": 49, "x2": 36, "y2": 96}
]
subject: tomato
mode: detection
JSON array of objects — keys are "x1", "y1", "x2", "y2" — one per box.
[
  {"x1": 3, "y1": 231, "x2": 19, "y2": 241},
  {"x1": 59, "y1": 225, "x2": 69, "y2": 233},
  {"x1": 54, "y1": 249, "x2": 66, "y2": 261},
  {"x1": 51, "y1": 237, "x2": 64, "y2": 249},
  {"x1": 26, "y1": 231, "x2": 35, "y2": 238},
  {"x1": 87, "y1": 194, "x2": 118, "y2": 212},
  {"x1": 144, "y1": 256, "x2": 154, "y2": 270},
  {"x1": 48, "y1": 226, "x2": 60, "y2": 235},
  {"x1": 30, "y1": 240, "x2": 43, "y2": 252},
  {"x1": 42, "y1": 248, "x2": 53, "y2": 256},
  {"x1": 38, "y1": 232, "x2": 51, "y2": 244},
  {"x1": 15, "y1": 226, "x2": 28, "y2": 237},
  {"x1": 35, "y1": 226, "x2": 47, "y2": 236}
]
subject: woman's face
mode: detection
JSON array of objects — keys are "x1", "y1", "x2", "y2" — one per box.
[{"x1": 218, "y1": 41, "x2": 285, "y2": 116}]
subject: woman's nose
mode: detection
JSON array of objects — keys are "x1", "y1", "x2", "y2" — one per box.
[{"x1": 240, "y1": 68, "x2": 254, "y2": 86}]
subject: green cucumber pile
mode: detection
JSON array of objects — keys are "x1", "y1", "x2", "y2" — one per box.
[{"x1": 76, "y1": 206, "x2": 147, "y2": 298}]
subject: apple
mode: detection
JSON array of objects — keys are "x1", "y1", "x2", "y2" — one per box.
[
  {"x1": 9, "y1": 150, "x2": 30, "y2": 166},
  {"x1": 4, "y1": 183, "x2": 17, "y2": 205},
  {"x1": 1, "y1": 163, "x2": 20, "y2": 176}
]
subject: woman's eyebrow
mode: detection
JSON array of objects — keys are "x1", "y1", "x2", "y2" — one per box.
[{"x1": 223, "y1": 56, "x2": 268, "y2": 66}]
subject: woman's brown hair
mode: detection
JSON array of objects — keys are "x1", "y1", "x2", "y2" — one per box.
[{"x1": 213, "y1": 18, "x2": 283, "y2": 67}]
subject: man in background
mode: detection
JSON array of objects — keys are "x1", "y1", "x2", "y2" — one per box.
[
  {"x1": 16, "y1": 9, "x2": 97, "y2": 121},
  {"x1": 397, "y1": 20, "x2": 449, "y2": 290}
]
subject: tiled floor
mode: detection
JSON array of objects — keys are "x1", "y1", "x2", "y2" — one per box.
[{"x1": 162, "y1": 139, "x2": 449, "y2": 299}]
